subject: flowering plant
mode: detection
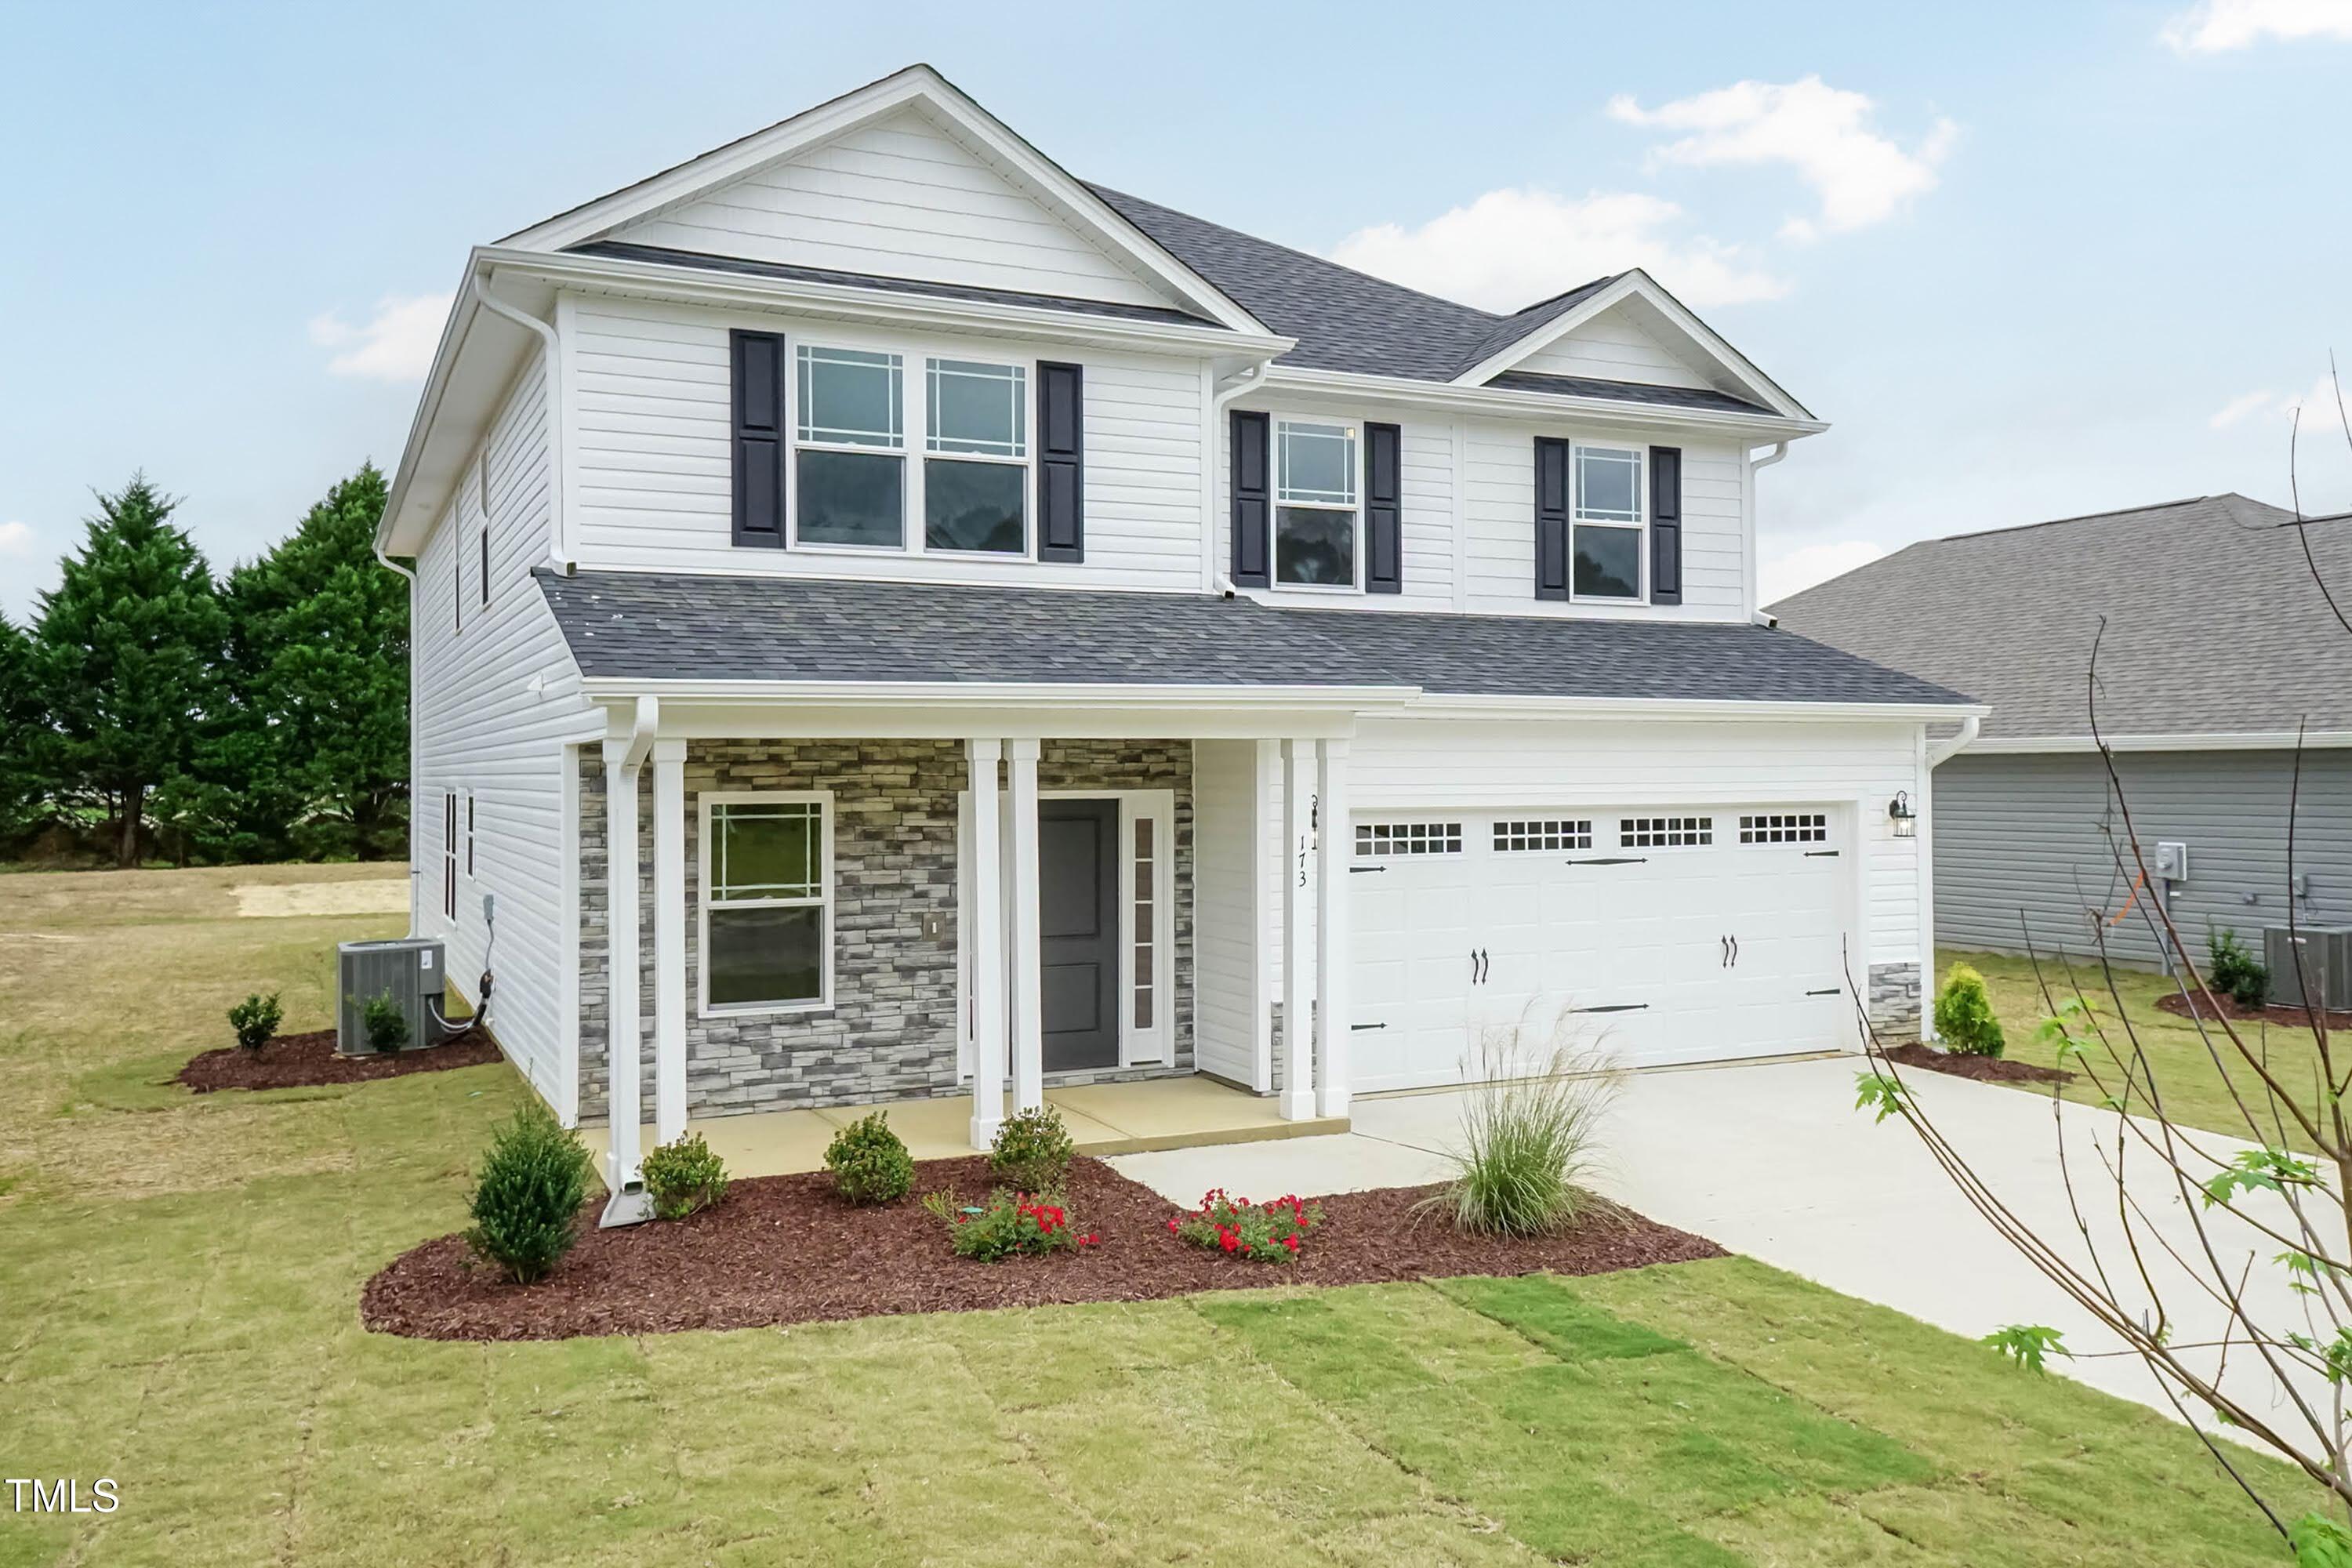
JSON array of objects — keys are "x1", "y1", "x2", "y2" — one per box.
[
  {"x1": 922, "y1": 1189, "x2": 1100, "y2": 1263},
  {"x1": 1171, "y1": 1188, "x2": 1322, "y2": 1263}
]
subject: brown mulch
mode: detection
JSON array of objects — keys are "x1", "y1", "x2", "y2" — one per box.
[
  {"x1": 1881, "y1": 1041, "x2": 2074, "y2": 1086},
  {"x1": 361, "y1": 1155, "x2": 1725, "y2": 1341},
  {"x1": 2154, "y1": 989, "x2": 2352, "y2": 1031},
  {"x1": 177, "y1": 1029, "x2": 503, "y2": 1093}
]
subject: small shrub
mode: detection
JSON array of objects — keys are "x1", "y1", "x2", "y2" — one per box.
[
  {"x1": 2209, "y1": 927, "x2": 2270, "y2": 1010},
  {"x1": 988, "y1": 1105, "x2": 1075, "y2": 1196},
  {"x1": 921, "y1": 1189, "x2": 1097, "y2": 1262},
  {"x1": 1171, "y1": 1189, "x2": 1321, "y2": 1261},
  {"x1": 464, "y1": 1102, "x2": 593, "y2": 1284},
  {"x1": 824, "y1": 1111, "x2": 914, "y2": 1205},
  {"x1": 1933, "y1": 963, "x2": 2006, "y2": 1058},
  {"x1": 641, "y1": 1131, "x2": 728, "y2": 1220},
  {"x1": 1422, "y1": 1022, "x2": 1618, "y2": 1236},
  {"x1": 361, "y1": 989, "x2": 409, "y2": 1054},
  {"x1": 227, "y1": 991, "x2": 283, "y2": 1051}
]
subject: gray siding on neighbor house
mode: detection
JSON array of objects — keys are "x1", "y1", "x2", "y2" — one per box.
[{"x1": 1933, "y1": 749, "x2": 2352, "y2": 968}]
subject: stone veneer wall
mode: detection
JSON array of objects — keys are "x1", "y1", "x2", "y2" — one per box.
[
  {"x1": 579, "y1": 739, "x2": 1192, "y2": 1122},
  {"x1": 1867, "y1": 962, "x2": 1924, "y2": 1040}
]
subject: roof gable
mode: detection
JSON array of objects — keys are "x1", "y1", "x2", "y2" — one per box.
[{"x1": 501, "y1": 66, "x2": 1266, "y2": 335}]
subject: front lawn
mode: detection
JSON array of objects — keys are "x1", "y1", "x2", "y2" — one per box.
[
  {"x1": 0, "y1": 869, "x2": 2325, "y2": 1565},
  {"x1": 1936, "y1": 946, "x2": 2335, "y2": 1150}
]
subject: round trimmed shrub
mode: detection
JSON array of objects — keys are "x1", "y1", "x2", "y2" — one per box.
[
  {"x1": 362, "y1": 989, "x2": 409, "y2": 1054},
  {"x1": 642, "y1": 1131, "x2": 729, "y2": 1219},
  {"x1": 1933, "y1": 962, "x2": 2006, "y2": 1058},
  {"x1": 465, "y1": 1101, "x2": 593, "y2": 1284},
  {"x1": 2209, "y1": 927, "x2": 2270, "y2": 1009},
  {"x1": 825, "y1": 1111, "x2": 914, "y2": 1205},
  {"x1": 228, "y1": 991, "x2": 283, "y2": 1051},
  {"x1": 988, "y1": 1105, "x2": 1075, "y2": 1196}
]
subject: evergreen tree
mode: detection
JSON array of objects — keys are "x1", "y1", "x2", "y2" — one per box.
[
  {"x1": 0, "y1": 613, "x2": 46, "y2": 843},
  {"x1": 33, "y1": 476, "x2": 230, "y2": 867}
]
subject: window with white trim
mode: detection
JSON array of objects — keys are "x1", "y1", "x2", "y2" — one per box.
[
  {"x1": 1355, "y1": 821, "x2": 1463, "y2": 856},
  {"x1": 1621, "y1": 815, "x2": 1712, "y2": 848},
  {"x1": 1274, "y1": 418, "x2": 1359, "y2": 588},
  {"x1": 702, "y1": 795, "x2": 832, "y2": 1011},
  {"x1": 1740, "y1": 812, "x2": 1828, "y2": 844},
  {"x1": 1132, "y1": 815, "x2": 1156, "y2": 1031},
  {"x1": 441, "y1": 792, "x2": 458, "y2": 917},
  {"x1": 794, "y1": 347, "x2": 906, "y2": 549},
  {"x1": 465, "y1": 794, "x2": 476, "y2": 877},
  {"x1": 924, "y1": 358, "x2": 1028, "y2": 554},
  {"x1": 1494, "y1": 819, "x2": 1593, "y2": 852},
  {"x1": 1573, "y1": 444, "x2": 1644, "y2": 601}
]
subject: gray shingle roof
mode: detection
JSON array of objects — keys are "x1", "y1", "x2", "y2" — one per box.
[
  {"x1": 1768, "y1": 494, "x2": 2352, "y2": 740},
  {"x1": 536, "y1": 569, "x2": 1970, "y2": 708},
  {"x1": 1486, "y1": 371, "x2": 1769, "y2": 414},
  {"x1": 568, "y1": 240, "x2": 1219, "y2": 327}
]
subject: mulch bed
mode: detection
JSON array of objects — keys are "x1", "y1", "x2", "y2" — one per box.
[
  {"x1": 2154, "y1": 989, "x2": 2352, "y2": 1031},
  {"x1": 1880, "y1": 1041, "x2": 2074, "y2": 1086},
  {"x1": 361, "y1": 1155, "x2": 1725, "y2": 1341},
  {"x1": 177, "y1": 1029, "x2": 503, "y2": 1093}
]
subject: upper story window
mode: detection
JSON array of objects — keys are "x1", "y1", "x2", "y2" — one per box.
[
  {"x1": 1573, "y1": 444, "x2": 1643, "y2": 600},
  {"x1": 1274, "y1": 418, "x2": 1359, "y2": 589},
  {"x1": 795, "y1": 347, "x2": 906, "y2": 548},
  {"x1": 924, "y1": 358, "x2": 1027, "y2": 554}
]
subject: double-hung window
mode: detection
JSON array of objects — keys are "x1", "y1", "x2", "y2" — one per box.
[
  {"x1": 795, "y1": 347, "x2": 906, "y2": 548},
  {"x1": 924, "y1": 358, "x2": 1027, "y2": 554},
  {"x1": 702, "y1": 793, "x2": 831, "y2": 1012},
  {"x1": 1274, "y1": 418, "x2": 1359, "y2": 587},
  {"x1": 1572, "y1": 444, "x2": 1644, "y2": 600}
]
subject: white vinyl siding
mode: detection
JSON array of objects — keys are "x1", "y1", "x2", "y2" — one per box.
[
  {"x1": 605, "y1": 107, "x2": 1172, "y2": 309},
  {"x1": 410, "y1": 352, "x2": 596, "y2": 1119},
  {"x1": 1510, "y1": 308, "x2": 1717, "y2": 390}
]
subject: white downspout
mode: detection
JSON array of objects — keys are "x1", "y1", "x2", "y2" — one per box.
[
  {"x1": 1926, "y1": 713, "x2": 1982, "y2": 768},
  {"x1": 372, "y1": 543, "x2": 423, "y2": 934},
  {"x1": 471, "y1": 274, "x2": 569, "y2": 568},
  {"x1": 1747, "y1": 441, "x2": 1790, "y2": 626},
  {"x1": 1210, "y1": 360, "x2": 1272, "y2": 597}
]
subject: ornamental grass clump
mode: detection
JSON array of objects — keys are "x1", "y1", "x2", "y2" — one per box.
[
  {"x1": 988, "y1": 1105, "x2": 1075, "y2": 1195},
  {"x1": 1422, "y1": 1021, "x2": 1619, "y2": 1238},
  {"x1": 1933, "y1": 962, "x2": 2006, "y2": 1058},
  {"x1": 465, "y1": 1102, "x2": 593, "y2": 1284},
  {"x1": 641, "y1": 1131, "x2": 729, "y2": 1219},
  {"x1": 227, "y1": 991, "x2": 282, "y2": 1051},
  {"x1": 1171, "y1": 1189, "x2": 1321, "y2": 1262},
  {"x1": 922, "y1": 1189, "x2": 1098, "y2": 1262},
  {"x1": 824, "y1": 1110, "x2": 914, "y2": 1205}
]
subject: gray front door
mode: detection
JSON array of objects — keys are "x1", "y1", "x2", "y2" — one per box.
[{"x1": 1040, "y1": 798, "x2": 1120, "y2": 1071}]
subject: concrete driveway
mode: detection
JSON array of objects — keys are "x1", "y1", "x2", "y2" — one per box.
[{"x1": 1112, "y1": 1054, "x2": 2325, "y2": 1437}]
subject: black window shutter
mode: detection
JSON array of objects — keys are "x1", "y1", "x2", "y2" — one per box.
[
  {"x1": 1534, "y1": 437, "x2": 1570, "y2": 601},
  {"x1": 1230, "y1": 410, "x2": 1271, "y2": 588},
  {"x1": 1036, "y1": 361, "x2": 1084, "y2": 562},
  {"x1": 730, "y1": 329, "x2": 786, "y2": 549},
  {"x1": 1650, "y1": 446, "x2": 1682, "y2": 605},
  {"x1": 1363, "y1": 422, "x2": 1403, "y2": 594}
]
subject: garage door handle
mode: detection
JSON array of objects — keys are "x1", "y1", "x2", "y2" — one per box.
[
  {"x1": 1804, "y1": 849, "x2": 1839, "y2": 858},
  {"x1": 1350, "y1": 1022, "x2": 1386, "y2": 1031},
  {"x1": 1730, "y1": 934, "x2": 1739, "y2": 967},
  {"x1": 1719, "y1": 935, "x2": 1730, "y2": 968},
  {"x1": 1806, "y1": 988, "x2": 1841, "y2": 997},
  {"x1": 1563, "y1": 856, "x2": 1646, "y2": 866},
  {"x1": 1570, "y1": 1003, "x2": 1649, "y2": 1014},
  {"x1": 1349, "y1": 864, "x2": 1386, "y2": 873}
]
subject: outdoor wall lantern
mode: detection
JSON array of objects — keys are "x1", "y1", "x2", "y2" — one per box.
[{"x1": 1889, "y1": 790, "x2": 1917, "y2": 837}]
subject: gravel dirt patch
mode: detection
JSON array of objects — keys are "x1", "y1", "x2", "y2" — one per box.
[
  {"x1": 361, "y1": 1154, "x2": 1725, "y2": 1341},
  {"x1": 1881, "y1": 1041, "x2": 2074, "y2": 1086},
  {"x1": 2154, "y1": 989, "x2": 2352, "y2": 1032},
  {"x1": 178, "y1": 1029, "x2": 503, "y2": 1092},
  {"x1": 232, "y1": 879, "x2": 410, "y2": 918}
]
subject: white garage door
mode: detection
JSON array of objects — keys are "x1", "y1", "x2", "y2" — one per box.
[{"x1": 1348, "y1": 808, "x2": 1853, "y2": 1091}]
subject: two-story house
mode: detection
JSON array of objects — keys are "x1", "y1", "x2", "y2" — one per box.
[{"x1": 376, "y1": 65, "x2": 1980, "y2": 1204}]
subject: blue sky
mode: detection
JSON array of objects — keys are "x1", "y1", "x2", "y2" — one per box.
[{"x1": 5, "y1": 0, "x2": 2350, "y2": 620}]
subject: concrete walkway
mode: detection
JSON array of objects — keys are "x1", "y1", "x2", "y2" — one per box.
[{"x1": 1113, "y1": 1054, "x2": 2325, "y2": 1437}]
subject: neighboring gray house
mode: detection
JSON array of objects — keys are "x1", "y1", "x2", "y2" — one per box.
[{"x1": 1773, "y1": 494, "x2": 2352, "y2": 968}]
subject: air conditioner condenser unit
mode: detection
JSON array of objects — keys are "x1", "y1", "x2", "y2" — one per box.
[{"x1": 2263, "y1": 926, "x2": 2352, "y2": 1013}]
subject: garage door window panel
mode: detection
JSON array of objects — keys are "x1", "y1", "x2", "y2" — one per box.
[
  {"x1": 1621, "y1": 815, "x2": 1713, "y2": 848},
  {"x1": 1494, "y1": 819, "x2": 1593, "y2": 852},
  {"x1": 1739, "y1": 812, "x2": 1828, "y2": 844},
  {"x1": 1356, "y1": 822, "x2": 1462, "y2": 857}
]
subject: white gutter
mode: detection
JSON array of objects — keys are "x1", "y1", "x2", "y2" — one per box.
[
  {"x1": 581, "y1": 677, "x2": 1414, "y2": 710},
  {"x1": 470, "y1": 274, "x2": 568, "y2": 566},
  {"x1": 372, "y1": 544, "x2": 423, "y2": 935},
  {"x1": 1747, "y1": 441, "x2": 1790, "y2": 627},
  {"x1": 1209, "y1": 359, "x2": 1272, "y2": 596},
  {"x1": 1966, "y1": 728, "x2": 2352, "y2": 755},
  {"x1": 1926, "y1": 713, "x2": 1981, "y2": 767},
  {"x1": 1261, "y1": 364, "x2": 1827, "y2": 440}
]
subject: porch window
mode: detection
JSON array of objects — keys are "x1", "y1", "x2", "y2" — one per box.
[
  {"x1": 924, "y1": 358, "x2": 1028, "y2": 554},
  {"x1": 1572, "y1": 444, "x2": 1643, "y2": 600},
  {"x1": 1132, "y1": 815, "x2": 1156, "y2": 1031},
  {"x1": 1274, "y1": 418, "x2": 1359, "y2": 587},
  {"x1": 795, "y1": 347, "x2": 905, "y2": 548},
  {"x1": 702, "y1": 793, "x2": 832, "y2": 1011}
]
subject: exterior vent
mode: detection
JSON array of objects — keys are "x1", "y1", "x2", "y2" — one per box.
[
  {"x1": 337, "y1": 938, "x2": 445, "y2": 1055},
  {"x1": 2263, "y1": 926, "x2": 2352, "y2": 1013}
]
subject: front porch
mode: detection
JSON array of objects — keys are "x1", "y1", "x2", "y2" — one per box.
[{"x1": 581, "y1": 1072, "x2": 1349, "y2": 1181}]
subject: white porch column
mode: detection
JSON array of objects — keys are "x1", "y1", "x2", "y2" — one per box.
[
  {"x1": 1007, "y1": 738, "x2": 1046, "y2": 1113},
  {"x1": 599, "y1": 737, "x2": 652, "y2": 1226},
  {"x1": 651, "y1": 738, "x2": 688, "y2": 1149},
  {"x1": 967, "y1": 739, "x2": 1007, "y2": 1148},
  {"x1": 1314, "y1": 738, "x2": 1352, "y2": 1118},
  {"x1": 1279, "y1": 739, "x2": 1316, "y2": 1120}
]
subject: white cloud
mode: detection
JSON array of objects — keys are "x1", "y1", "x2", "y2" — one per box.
[
  {"x1": 0, "y1": 520, "x2": 32, "y2": 558},
  {"x1": 2161, "y1": 0, "x2": 2352, "y2": 53},
  {"x1": 1328, "y1": 187, "x2": 1787, "y2": 312},
  {"x1": 2209, "y1": 376, "x2": 2350, "y2": 431},
  {"x1": 307, "y1": 292, "x2": 452, "y2": 382},
  {"x1": 1607, "y1": 77, "x2": 1956, "y2": 241},
  {"x1": 1760, "y1": 539, "x2": 1886, "y2": 605}
]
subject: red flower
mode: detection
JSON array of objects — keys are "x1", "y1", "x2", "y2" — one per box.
[
  {"x1": 1166, "y1": 1216, "x2": 1180, "y2": 1233},
  {"x1": 1220, "y1": 1231, "x2": 1238, "y2": 1253},
  {"x1": 1283, "y1": 1235, "x2": 1300, "y2": 1254},
  {"x1": 1078, "y1": 1232, "x2": 1100, "y2": 1247}
]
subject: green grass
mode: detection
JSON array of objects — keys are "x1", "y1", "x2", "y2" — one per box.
[
  {"x1": 0, "y1": 868, "x2": 2328, "y2": 1564},
  {"x1": 1936, "y1": 947, "x2": 2336, "y2": 1150}
]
